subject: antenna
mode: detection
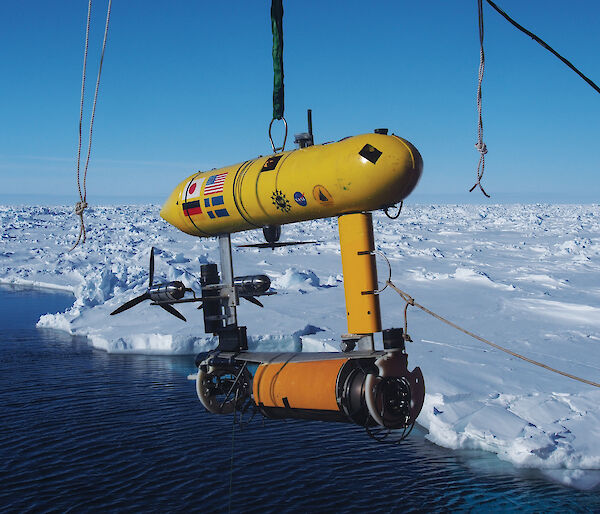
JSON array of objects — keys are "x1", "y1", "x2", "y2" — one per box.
[{"x1": 293, "y1": 108, "x2": 314, "y2": 148}]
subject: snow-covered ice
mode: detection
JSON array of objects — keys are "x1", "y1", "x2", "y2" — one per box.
[{"x1": 2, "y1": 203, "x2": 600, "y2": 487}]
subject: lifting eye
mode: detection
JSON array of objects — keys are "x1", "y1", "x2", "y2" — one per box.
[{"x1": 359, "y1": 144, "x2": 382, "y2": 164}]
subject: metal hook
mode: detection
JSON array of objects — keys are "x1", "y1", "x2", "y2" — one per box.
[{"x1": 268, "y1": 117, "x2": 288, "y2": 153}]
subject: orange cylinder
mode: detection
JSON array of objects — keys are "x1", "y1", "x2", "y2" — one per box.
[{"x1": 253, "y1": 359, "x2": 348, "y2": 411}]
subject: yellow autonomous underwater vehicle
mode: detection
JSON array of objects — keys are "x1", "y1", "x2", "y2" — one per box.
[{"x1": 113, "y1": 127, "x2": 425, "y2": 439}]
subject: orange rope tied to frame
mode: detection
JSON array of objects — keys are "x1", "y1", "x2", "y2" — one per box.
[{"x1": 386, "y1": 280, "x2": 600, "y2": 389}]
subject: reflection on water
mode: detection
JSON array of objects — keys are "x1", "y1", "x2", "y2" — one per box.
[{"x1": 0, "y1": 286, "x2": 599, "y2": 511}]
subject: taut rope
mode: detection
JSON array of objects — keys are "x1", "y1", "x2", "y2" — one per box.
[{"x1": 387, "y1": 280, "x2": 600, "y2": 389}]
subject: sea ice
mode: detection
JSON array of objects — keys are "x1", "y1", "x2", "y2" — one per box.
[{"x1": 1, "y1": 202, "x2": 600, "y2": 486}]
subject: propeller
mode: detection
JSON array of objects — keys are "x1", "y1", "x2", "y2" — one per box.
[
  {"x1": 241, "y1": 295, "x2": 264, "y2": 308},
  {"x1": 110, "y1": 247, "x2": 190, "y2": 321},
  {"x1": 149, "y1": 246, "x2": 155, "y2": 287},
  {"x1": 110, "y1": 292, "x2": 150, "y2": 315},
  {"x1": 160, "y1": 303, "x2": 187, "y2": 321},
  {"x1": 111, "y1": 249, "x2": 273, "y2": 322}
]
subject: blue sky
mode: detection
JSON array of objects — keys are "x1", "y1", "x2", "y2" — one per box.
[{"x1": 1, "y1": 0, "x2": 599, "y2": 204}]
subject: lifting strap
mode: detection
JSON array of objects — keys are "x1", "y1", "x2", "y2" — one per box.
[{"x1": 271, "y1": 0, "x2": 284, "y2": 120}]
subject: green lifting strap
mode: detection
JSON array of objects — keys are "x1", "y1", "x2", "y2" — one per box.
[{"x1": 271, "y1": 0, "x2": 284, "y2": 120}]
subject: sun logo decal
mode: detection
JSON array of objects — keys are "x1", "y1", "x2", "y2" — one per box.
[{"x1": 271, "y1": 189, "x2": 291, "y2": 213}]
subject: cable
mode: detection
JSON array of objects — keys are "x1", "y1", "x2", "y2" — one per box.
[
  {"x1": 471, "y1": 0, "x2": 599, "y2": 197},
  {"x1": 384, "y1": 201, "x2": 403, "y2": 220},
  {"x1": 228, "y1": 388, "x2": 239, "y2": 514},
  {"x1": 485, "y1": 0, "x2": 600, "y2": 95}
]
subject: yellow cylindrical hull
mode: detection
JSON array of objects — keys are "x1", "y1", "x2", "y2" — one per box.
[{"x1": 160, "y1": 133, "x2": 422, "y2": 237}]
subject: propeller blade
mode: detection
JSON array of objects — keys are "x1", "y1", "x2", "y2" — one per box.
[
  {"x1": 110, "y1": 292, "x2": 150, "y2": 315},
  {"x1": 237, "y1": 241, "x2": 317, "y2": 249},
  {"x1": 242, "y1": 296, "x2": 264, "y2": 308},
  {"x1": 149, "y1": 247, "x2": 155, "y2": 287},
  {"x1": 160, "y1": 303, "x2": 187, "y2": 322}
]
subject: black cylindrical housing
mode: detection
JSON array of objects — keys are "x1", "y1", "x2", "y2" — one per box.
[
  {"x1": 234, "y1": 275, "x2": 271, "y2": 296},
  {"x1": 148, "y1": 281, "x2": 186, "y2": 303}
]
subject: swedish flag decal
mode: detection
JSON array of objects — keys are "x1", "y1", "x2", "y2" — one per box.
[{"x1": 203, "y1": 195, "x2": 230, "y2": 219}]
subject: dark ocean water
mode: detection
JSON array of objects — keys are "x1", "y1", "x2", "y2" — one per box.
[{"x1": 1, "y1": 285, "x2": 599, "y2": 513}]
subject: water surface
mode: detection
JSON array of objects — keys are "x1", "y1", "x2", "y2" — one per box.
[{"x1": 1, "y1": 286, "x2": 598, "y2": 512}]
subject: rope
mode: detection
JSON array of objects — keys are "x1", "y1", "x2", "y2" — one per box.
[
  {"x1": 70, "y1": 0, "x2": 112, "y2": 251},
  {"x1": 469, "y1": 0, "x2": 600, "y2": 198},
  {"x1": 227, "y1": 388, "x2": 239, "y2": 514},
  {"x1": 271, "y1": 0, "x2": 284, "y2": 120},
  {"x1": 470, "y1": 0, "x2": 490, "y2": 198},
  {"x1": 386, "y1": 280, "x2": 600, "y2": 389},
  {"x1": 485, "y1": 0, "x2": 600, "y2": 95},
  {"x1": 70, "y1": 0, "x2": 92, "y2": 251}
]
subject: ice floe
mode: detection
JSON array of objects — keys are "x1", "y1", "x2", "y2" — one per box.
[{"x1": 1, "y1": 202, "x2": 600, "y2": 486}]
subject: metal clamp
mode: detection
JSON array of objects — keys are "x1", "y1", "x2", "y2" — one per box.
[{"x1": 268, "y1": 117, "x2": 288, "y2": 153}]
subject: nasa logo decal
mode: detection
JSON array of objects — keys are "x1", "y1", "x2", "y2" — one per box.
[
  {"x1": 293, "y1": 192, "x2": 307, "y2": 207},
  {"x1": 313, "y1": 185, "x2": 333, "y2": 204},
  {"x1": 271, "y1": 189, "x2": 291, "y2": 213}
]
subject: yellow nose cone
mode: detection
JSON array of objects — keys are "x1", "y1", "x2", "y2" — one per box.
[{"x1": 160, "y1": 179, "x2": 195, "y2": 235}]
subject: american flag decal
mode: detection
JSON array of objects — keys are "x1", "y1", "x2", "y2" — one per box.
[{"x1": 204, "y1": 173, "x2": 227, "y2": 195}]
